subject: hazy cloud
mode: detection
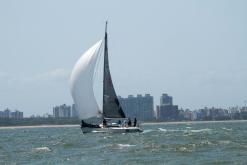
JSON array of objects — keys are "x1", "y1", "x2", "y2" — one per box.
[
  {"x1": 0, "y1": 68, "x2": 70, "y2": 85},
  {"x1": 23, "y1": 68, "x2": 70, "y2": 83}
]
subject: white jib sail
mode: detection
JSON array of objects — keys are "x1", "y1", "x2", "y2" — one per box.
[{"x1": 70, "y1": 40, "x2": 103, "y2": 119}]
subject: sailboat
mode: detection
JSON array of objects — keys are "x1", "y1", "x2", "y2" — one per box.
[{"x1": 70, "y1": 22, "x2": 143, "y2": 133}]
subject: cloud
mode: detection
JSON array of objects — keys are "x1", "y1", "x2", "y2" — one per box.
[
  {"x1": 0, "y1": 72, "x2": 10, "y2": 79},
  {"x1": 24, "y1": 68, "x2": 70, "y2": 83},
  {"x1": 197, "y1": 67, "x2": 247, "y2": 88},
  {"x1": 0, "y1": 71, "x2": 19, "y2": 85},
  {"x1": 0, "y1": 68, "x2": 71, "y2": 85}
]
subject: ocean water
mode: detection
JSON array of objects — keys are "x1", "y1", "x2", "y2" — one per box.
[{"x1": 0, "y1": 121, "x2": 247, "y2": 165}]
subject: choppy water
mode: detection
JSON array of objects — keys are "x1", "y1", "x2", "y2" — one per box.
[{"x1": 1, "y1": 121, "x2": 247, "y2": 165}]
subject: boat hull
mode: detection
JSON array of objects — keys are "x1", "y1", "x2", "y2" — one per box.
[{"x1": 81, "y1": 126, "x2": 143, "y2": 133}]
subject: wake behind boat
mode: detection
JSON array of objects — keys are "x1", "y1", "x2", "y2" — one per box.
[{"x1": 70, "y1": 22, "x2": 143, "y2": 133}]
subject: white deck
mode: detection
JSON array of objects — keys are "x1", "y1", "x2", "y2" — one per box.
[{"x1": 81, "y1": 126, "x2": 143, "y2": 133}]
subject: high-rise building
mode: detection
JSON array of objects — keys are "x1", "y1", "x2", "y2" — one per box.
[
  {"x1": 11, "y1": 110, "x2": 23, "y2": 119},
  {"x1": 3, "y1": 109, "x2": 11, "y2": 118},
  {"x1": 61, "y1": 104, "x2": 71, "y2": 118},
  {"x1": 53, "y1": 106, "x2": 60, "y2": 118},
  {"x1": 0, "y1": 109, "x2": 23, "y2": 119},
  {"x1": 72, "y1": 104, "x2": 79, "y2": 118},
  {"x1": 160, "y1": 93, "x2": 173, "y2": 106},
  {"x1": 119, "y1": 94, "x2": 154, "y2": 121},
  {"x1": 0, "y1": 111, "x2": 4, "y2": 118},
  {"x1": 53, "y1": 104, "x2": 71, "y2": 118},
  {"x1": 157, "y1": 94, "x2": 179, "y2": 120},
  {"x1": 158, "y1": 105, "x2": 179, "y2": 120}
]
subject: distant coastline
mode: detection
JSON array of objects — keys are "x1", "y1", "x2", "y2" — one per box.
[
  {"x1": 0, "y1": 124, "x2": 79, "y2": 129},
  {"x1": 0, "y1": 118, "x2": 80, "y2": 127}
]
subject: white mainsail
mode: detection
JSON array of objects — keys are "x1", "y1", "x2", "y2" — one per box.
[{"x1": 70, "y1": 40, "x2": 103, "y2": 119}]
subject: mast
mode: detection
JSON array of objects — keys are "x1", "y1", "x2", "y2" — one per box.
[{"x1": 103, "y1": 21, "x2": 108, "y2": 118}]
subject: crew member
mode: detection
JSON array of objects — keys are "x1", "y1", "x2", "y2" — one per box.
[
  {"x1": 127, "y1": 118, "x2": 132, "y2": 127},
  {"x1": 118, "y1": 120, "x2": 121, "y2": 126},
  {"x1": 103, "y1": 118, "x2": 107, "y2": 127},
  {"x1": 134, "y1": 118, "x2": 137, "y2": 127}
]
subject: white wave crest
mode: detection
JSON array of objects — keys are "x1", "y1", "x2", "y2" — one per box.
[
  {"x1": 117, "y1": 144, "x2": 136, "y2": 148},
  {"x1": 158, "y1": 128, "x2": 184, "y2": 132},
  {"x1": 219, "y1": 140, "x2": 231, "y2": 144},
  {"x1": 34, "y1": 147, "x2": 51, "y2": 152},
  {"x1": 143, "y1": 129, "x2": 153, "y2": 133},
  {"x1": 221, "y1": 127, "x2": 232, "y2": 131},
  {"x1": 158, "y1": 128, "x2": 167, "y2": 132},
  {"x1": 189, "y1": 128, "x2": 212, "y2": 133}
]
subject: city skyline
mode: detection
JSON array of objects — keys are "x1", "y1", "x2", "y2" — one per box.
[
  {"x1": 0, "y1": 0, "x2": 247, "y2": 116},
  {"x1": 1, "y1": 93, "x2": 247, "y2": 121},
  {"x1": 1, "y1": 92, "x2": 246, "y2": 118}
]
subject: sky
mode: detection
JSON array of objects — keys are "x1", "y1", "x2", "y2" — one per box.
[{"x1": 0, "y1": 0, "x2": 247, "y2": 116}]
